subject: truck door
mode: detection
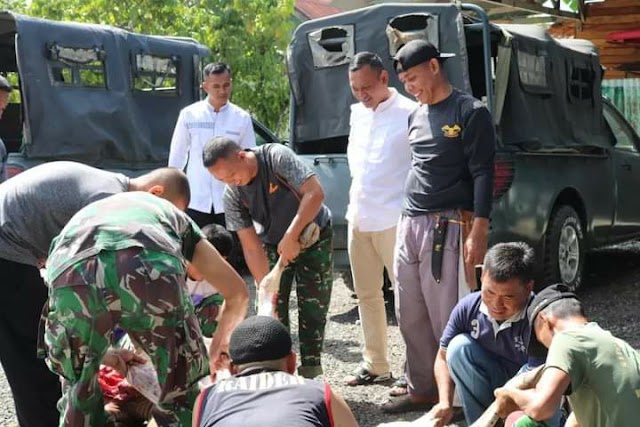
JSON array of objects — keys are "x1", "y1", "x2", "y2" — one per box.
[{"x1": 604, "y1": 102, "x2": 640, "y2": 239}]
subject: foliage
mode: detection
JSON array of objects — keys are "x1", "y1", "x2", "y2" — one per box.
[{"x1": 13, "y1": 0, "x2": 294, "y2": 135}]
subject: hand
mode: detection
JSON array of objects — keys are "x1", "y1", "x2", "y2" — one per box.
[
  {"x1": 208, "y1": 332, "x2": 231, "y2": 378},
  {"x1": 423, "y1": 402, "x2": 453, "y2": 427},
  {"x1": 102, "y1": 348, "x2": 147, "y2": 376},
  {"x1": 494, "y1": 387, "x2": 520, "y2": 419},
  {"x1": 277, "y1": 233, "x2": 301, "y2": 264}
]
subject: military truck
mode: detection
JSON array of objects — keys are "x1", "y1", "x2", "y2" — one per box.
[
  {"x1": 286, "y1": 3, "x2": 640, "y2": 290},
  {"x1": 0, "y1": 12, "x2": 280, "y2": 178}
]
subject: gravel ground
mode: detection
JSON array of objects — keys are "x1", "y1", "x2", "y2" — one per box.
[{"x1": 1, "y1": 243, "x2": 639, "y2": 426}]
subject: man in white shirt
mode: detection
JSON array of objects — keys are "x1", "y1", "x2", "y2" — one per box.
[
  {"x1": 169, "y1": 62, "x2": 256, "y2": 227},
  {"x1": 344, "y1": 52, "x2": 417, "y2": 386}
]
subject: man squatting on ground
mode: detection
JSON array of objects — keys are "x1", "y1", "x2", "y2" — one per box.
[
  {"x1": 418, "y1": 242, "x2": 561, "y2": 426},
  {"x1": 0, "y1": 161, "x2": 199, "y2": 427},
  {"x1": 204, "y1": 137, "x2": 333, "y2": 379},
  {"x1": 343, "y1": 51, "x2": 416, "y2": 386},
  {"x1": 383, "y1": 39, "x2": 496, "y2": 413},
  {"x1": 42, "y1": 190, "x2": 248, "y2": 426},
  {"x1": 494, "y1": 284, "x2": 640, "y2": 427},
  {"x1": 193, "y1": 316, "x2": 358, "y2": 427}
]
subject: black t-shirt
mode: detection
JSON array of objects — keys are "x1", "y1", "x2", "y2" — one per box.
[
  {"x1": 403, "y1": 89, "x2": 495, "y2": 218},
  {"x1": 195, "y1": 369, "x2": 332, "y2": 427}
]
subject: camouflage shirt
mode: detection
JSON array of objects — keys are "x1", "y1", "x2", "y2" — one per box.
[{"x1": 47, "y1": 192, "x2": 204, "y2": 283}]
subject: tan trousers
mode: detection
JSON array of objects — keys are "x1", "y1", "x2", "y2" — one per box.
[{"x1": 347, "y1": 224, "x2": 397, "y2": 375}]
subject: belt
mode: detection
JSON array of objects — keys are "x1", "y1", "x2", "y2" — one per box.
[{"x1": 430, "y1": 213, "x2": 471, "y2": 226}]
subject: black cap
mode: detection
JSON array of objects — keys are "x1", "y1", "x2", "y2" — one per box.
[
  {"x1": 393, "y1": 40, "x2": 455, "y2": 73},
  {"x1": 229, "y1": 316, "x2": 292, "y2": 365},
  {"x1": 526, "y1": 284, "x2": 578, "y2": 359}
]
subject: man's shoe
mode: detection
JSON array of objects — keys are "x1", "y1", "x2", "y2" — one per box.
[
  {"x1": 344, "y1": 366, "x2": 392, "y2": 386},
  {"x1": 380, "y1": 395, "x2": 436, "y2": 414},
  {"x1": 388, "y1": 374, "x2": 408, "y2": 396}
]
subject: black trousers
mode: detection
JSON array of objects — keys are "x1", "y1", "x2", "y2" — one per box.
[
  {"x1": 0, "y1": 258, "x2": 61, "y2": 426},
  {"x1": 186, "y1": 208, "x2": 226, "y2": 228}
]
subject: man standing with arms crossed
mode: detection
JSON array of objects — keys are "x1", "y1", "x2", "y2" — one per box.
[
  {"x1": 382, "y1": 40, "x2": 495, "y2": 413},
  {"x1": 343, "y1": 52, "x2": 416, "y2": 386},
  {"x1": 169, "y1": 62, "x2": 256, "y2": 227}
]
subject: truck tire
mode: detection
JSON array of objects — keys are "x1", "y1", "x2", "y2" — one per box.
[{"x1": 544, "y1": 205, "x2": 585, "y2": 291}]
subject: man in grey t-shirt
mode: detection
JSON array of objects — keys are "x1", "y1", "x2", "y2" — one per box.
[
  {"x1": 0, "y1": 161, "x2": 191, "y2": 427},
  {"x1": 203, "y1": 137, "x2": 332, "y2": 379}
]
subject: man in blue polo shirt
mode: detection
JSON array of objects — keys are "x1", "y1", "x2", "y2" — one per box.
[{"x1": 423, "y1": 242, "x2": 548, "y2": 426}]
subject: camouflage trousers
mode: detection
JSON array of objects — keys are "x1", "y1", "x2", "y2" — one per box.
[
  {"x1": 42, "y1": 248, "x2": 208, "y2": 427},
  {"x1": 193, "y1": 293, "x2": 224, "y2": 338},
  {"x1": 265, "y1": 224, "x2": 333, "y2": 374}
]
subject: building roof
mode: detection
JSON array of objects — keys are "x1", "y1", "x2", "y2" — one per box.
[{"x1": 295, "y1": 0, "x2": 342, "y2": 20}]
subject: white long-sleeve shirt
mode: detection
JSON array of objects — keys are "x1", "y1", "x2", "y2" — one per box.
[
  {"x1": 346, "y1": 89, "x2": 417, "y2": 231},
  {"x1": 168, "y1": 100, "x2": 256, "y2": 214}
]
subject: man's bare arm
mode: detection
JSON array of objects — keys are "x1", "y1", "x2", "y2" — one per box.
[
  {"x1": 495, "y1": 367, "x2": 570, "y2": 422},
  {"x1": 191, "y1": 239, "x2": 248, "y2": 371},
  {"x1": 237, "y1": 226, "x2": 271, "y2": 285}
]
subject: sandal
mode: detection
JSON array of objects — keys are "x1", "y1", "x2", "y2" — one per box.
[
  {"x1": 344, "y1": 365, "x2": 392, "y2": 386},
  {"x1": 389, "y1": 374, "x2": 408, "y2": 396},
  {"x1": 380, "y1": 395, "x2": 436, "y2": 414}
]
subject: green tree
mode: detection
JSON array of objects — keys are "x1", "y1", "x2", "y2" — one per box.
[{"x1": 25, "y1": 0, "x2": 294, "y2": 135}]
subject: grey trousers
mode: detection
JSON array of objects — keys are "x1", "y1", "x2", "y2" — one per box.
[{"x1": 394, "y1": 212, "x2": 461, "y2": 399}]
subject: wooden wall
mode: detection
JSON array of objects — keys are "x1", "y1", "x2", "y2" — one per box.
[{"x1": 549, "y1": 0, "x2": 640, "y2": 79}]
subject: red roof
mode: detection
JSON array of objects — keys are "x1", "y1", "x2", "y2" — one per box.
[
  {"x1": 607, "y1": 29, "x2": 640, "y2": 44},
  {"x1": 295, "y1": 0, "x2": 342, "y2": 20}
]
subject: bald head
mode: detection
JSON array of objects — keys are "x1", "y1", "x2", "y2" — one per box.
[{"x1": 129, "y1": 167, "x2": 191, "y2": 210}]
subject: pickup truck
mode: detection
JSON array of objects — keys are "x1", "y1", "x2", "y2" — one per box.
[
  {"x1": 286, "y1": 3, "x2": 640, "y2": 290},
  {"x1": 0, "y1": 11, "x2": 281, "y2": 179}
]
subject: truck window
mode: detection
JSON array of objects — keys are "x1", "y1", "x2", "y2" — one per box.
[
  {"x1": 567, "y1": 63, "x2": 595, "y2": 103},
  {"x1": 132, "y1": 54, "x2": 179, "y2": 95},
  {"x1": 386, "y1": 13, "x2": 439, "y2": 57},
  {"x1": 47, "y1": 44, "x2": 107, "y2": 89},
  {"x1": 515, "y1": 48, "x2": 550, "y2": 94},
  {"x1": 307, "y1": 25, "x2": 354, "y2": 69},
  {"x1": 604, "y1": 104, "x2": 638, "y2": 152}
]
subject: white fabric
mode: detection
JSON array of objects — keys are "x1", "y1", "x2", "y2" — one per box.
[
  {"x1": 346, "y1": 89, "x2": 416, "y2": 231},
  {"x1": 186, "y1": 278, "x2": 218, "y2": 298},
  {"x1": 168, "y1": 100, "x2": 256, "y2": 213}
]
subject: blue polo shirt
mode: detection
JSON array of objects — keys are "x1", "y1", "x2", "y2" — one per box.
[{"x1": 440, "y1": 292, "x2": 537, "y2": 374}]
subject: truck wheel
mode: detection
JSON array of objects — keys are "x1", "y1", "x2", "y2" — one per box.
[{"x1": 544, "y1": 205, "x2": 585, "y2": 291}]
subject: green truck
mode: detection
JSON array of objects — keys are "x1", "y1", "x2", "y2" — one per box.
[
  {"x1": 0, "y1": 12, "x2": 281, "y2": 179},
  {"x1": 286, "y1": 3, "x2": 640, "y2": 290}
]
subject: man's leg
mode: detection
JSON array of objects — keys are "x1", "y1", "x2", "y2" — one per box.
[
  {"x1": 0, "y1": 258, "x2": 61, "y2": 427},
  {"x1": 294, "y1": 226, "x2": 333, "y2": 378},
  {"x1": 347, "y1": 225, "x2": 390, "y2": 378},
  {"x1": 393, "y1": 215, "x2": 437, "y2": 402},
  {"x1": 446, "y1": 333, "x2": 513, "y2": 424},
  {"x1": 194, "y1": 293, "x2": 224, "y2": 338},
  {"x1": 45, "y1": 259, "x2": 114, "y2": 427},
  {"x1": 113, "y1": 249, "x2": 209, "y2": 427}
]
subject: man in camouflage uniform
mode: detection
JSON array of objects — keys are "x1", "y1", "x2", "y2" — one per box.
[
  {"x1": 43, "y1": 192, "x2": 248, "y2": 427},
  {"x1": 203, "y1": 137, "x2": 333, "y2": 379}
]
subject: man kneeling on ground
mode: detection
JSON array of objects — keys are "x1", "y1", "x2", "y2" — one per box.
[
  {"x1": 495, "y1": 284, "x2": 640, "y2": 427},
  {"x1": 193, "y1": 316, "x2": 358, "y2": 427},
  {"x1": 423, "y1": 242, "x2": 560, "y2": 426}
]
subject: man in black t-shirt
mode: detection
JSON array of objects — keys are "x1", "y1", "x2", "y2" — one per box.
[
  {"x1": 382, "y1": 40, "x2": 496, "y2": 414},
  {"x1": 193, "y1": 316, "x2": 357, "y2": 427}
]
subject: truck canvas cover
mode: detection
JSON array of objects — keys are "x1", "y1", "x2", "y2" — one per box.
[
  {"x1": 495, "y1": 24, "x2": 611, "y2": 149},
  {"x1": 287, "y1": 3, "x2": 470, "y2": 146},
  {"x1": 1, "y1": 12, "x2": 210, "y2": 167},
  {"x1": 287, "y1": 3, "x2": 612, "y2": 150}
]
